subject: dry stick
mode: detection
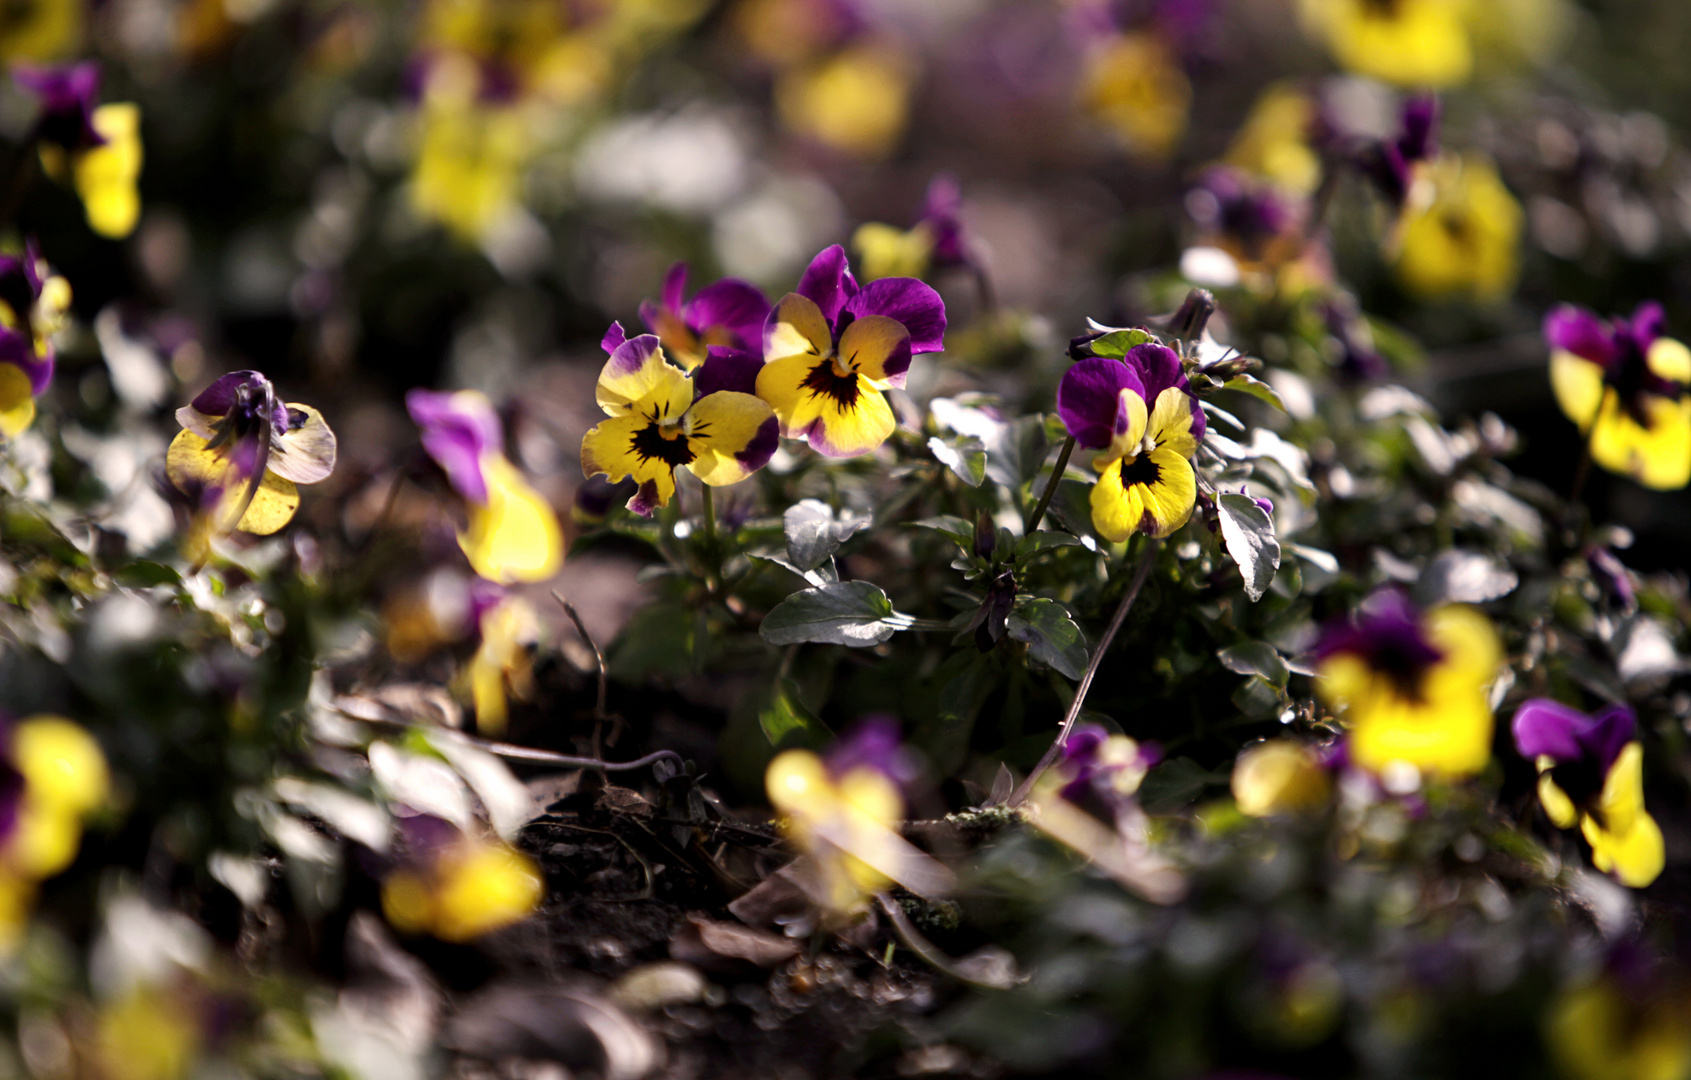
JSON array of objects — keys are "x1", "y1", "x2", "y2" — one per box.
[
  {"x1": 553, "y1": 590, "x2": 609, "y2": 758},
  {"x1": 1008, "y1": 536, "x2": 1161, "y2": 807},
  {"x1": 1023, "y1": 436, "x2": 1076, "y2": 535}
]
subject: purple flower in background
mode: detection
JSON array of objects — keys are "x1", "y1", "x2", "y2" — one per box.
[
  {"x1": 14, "y1": 62, "x2": 104, "y2": 152},
  {"x1": 638, "y1": 262, "x2": 770, "y2": 372},
  {"x1": 1323, "y1": 300, "x2": 1389, "y2": 382},
  {"x1": 1188, "y1": 167, "x2": 1295, "y2": 262},
  {"x1": 1585, "y1": 546, "x2": 1636, "y2": 611},
  {"x1": 826, "y1": 716, "x2": 920, "y2": 789},
  {"x1": 406, "y1": 388, "x2": 503, "y2": 504},
  {"x1": 1356, "y1": 95, "x2": 1440, "y2": 207},
  {"x1": 1058, "y1": 722, "x2": 1159, "y2": 815},
  {"x1": 1313, "y1": 589, "x2": 1443, "y2": 696}
]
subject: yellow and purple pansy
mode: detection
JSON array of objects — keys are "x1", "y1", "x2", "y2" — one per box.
[
  {"x1": 852, "y1": 173, "x2": 970, "y2": 282},
  {"x1": 636, "y1": 262, "x2": 770, "y2": 372},
  {"x1": 1314, "y1": 590, "x2": 1500, "y2": 780},
  {"x1": 381, "y1": 815, "x2": 543, "y2": 943},
  {"x1": 1056, "y1": 723, "x2": 1159, "y2": 817},
  {"x1": 1056, "y1": 342, "x2": 1204, "y2": 541},
  {"x1": 1511, "y1": 698, "x2": 1663, "y2": 888},
  {"x1": 1544, "y1": 303, "x2": 1691, "y2": 491},
  {"x1": 756, "y1": 244, "x2": 946, "y2": 458},
  {"x1": 583, "y1": 332, "x2": 779, "y2": 516},
  {"x1": 0, "y1": 243, "x2": 69, "y2": 439},
  {"x1": 18, "y1": 62, "x2": 142, "y2": 240},
  {"x1": 167, "y1": 371, "x2": 337, "y2": 541},
  {"x1": 407, "y1": 388, "x2": 563, "y2": 584}
]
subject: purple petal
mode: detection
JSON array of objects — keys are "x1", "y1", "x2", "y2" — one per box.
[
  {"x1": 190, "y1": 371, "x2": 289, "y2": 432},
  {"x1": 1397, "y1": 94, "x2": 1439, "y2": 163},
  {"x1": 1543, "y1": 305, "x2": 1615, "y2": 367},
  {"x1": 694, "y1": 346, "x2": 763, "y2": 398},
  {"x1": 661, "y1": 262, "x2": 688, "y2": 315},
  {"x1": 1630, "y1": 302, "x2": 1666, "y2": 347},
  {"x1": 796, "y1": 244, "x2": 859, "y2": 326},
  {"x1": 1124, "y1": 342, "x2": 1205, "y2": 441},
  {"x1": 601, "y1": 321, "x2": 627, "y2": 356},
  {"x1": 921, "y1": 174, "x2": 966, "y2": 265},
  {"x1": 735, "y1": 415, "x2": 780, "y2": 474},
  {"x1": 1583, "y1": 704, "x2": 1638, "y2": 775},
  {"x1": 627, "y1": 479, "x2": 662, "y2": 518},
  {"x1": 1058, "y1": 357, "x2": 1143, "y2": 449},
  {"x1": 608, "y1": 334, "x2": 663, "y2": 375},
  {"x1": 826, "y1": 715, "x2": 920, "y2": 788},
  {"x1": 1314, "y1": 589, "x2": 1441, "y2": 671},
  {"x1": 843, "y1": 277, "x2": 947, "y2": 355},
  {"x1": 1510, "y1": 698, "x2": 1590, "y2": 762},
  {"x1": 0, "y1": 333, "x2": 51, "y2": 395},
  {"x1": 406, "y1": 389, "x2": 502, "y2": 504},
  {"x1": 685, "y1": 279, "x2": 771, "y2": 349}
]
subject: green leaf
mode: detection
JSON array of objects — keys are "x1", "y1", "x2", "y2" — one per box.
[
  {"x1": 1230, "y1": 676, "x2": 1282, "y2": 718},
  {"x1": 1217, "y1": 493, "x2": 1280, "y2": 602},
  {"x1": 929, "y1": 435, "x2": 987, "y2": 487},
  {"x1": 1222, "y1": 374, "x2": 1285, "y2": 411},
  {"x1": 1014, "y1": 530, "x2": 1081, "y2": 562},
  {"x1": 759, "y1": 581, "x2": 916, "y2": 647},
  {"x1": 1217, "y1": 641, "x2": 1289, "y2": 689},
  {"x1": 750, "y1": 551, "x2": 837, "y2": 588},
  {"x1": 986, "y1": 415, "x2": 1049, "y2": 491},
  {"x1": 112, "y1": 561, "x2": 183, "y2": 588},
  {"x1": 908, "y1": 515, "x2": 976, "y2": 550},
  {"x1": 1087, "y1": 328, "x2": 1157, "y2": 359},
  {"x1": 1140, "y1": 757, "x2": 1217, "y2": 813},
  {"x1": 1006, "y1": 598, "x2": 1089, "y2": 680},
  {"x1": 784, "y1": 499, "x2": 871, "y2": 571},
  {"x1": 1046, "y1": 479, "x2": 1097, "y2": 540},
  {"x1": 608, "y1": 600, "x2": 697, "y2": 680},
  {"x1": 758, "y1": 679, "x2": 832, "y2": 750}
]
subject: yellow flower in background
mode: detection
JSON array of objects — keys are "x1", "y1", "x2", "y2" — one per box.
[
  {"x1": 0, "y1": 0, "x2": 81, "y2": 62},
  {"x1": 1223, "y1": 83, "x2": 1322, "y2": 196},
  {"x1": 1299, "y1": 0, "x2": 1473, "y2": 88},
  {"x1": 97, "y1": 988, "x2": 201, "y2": 1080},
  {"x1": 853, "y1": 222, "x2": 934, "y2": 283},
  {"x1": 1543, "y1": 304, "x2": 1691, "y2": 491},
  {"x1": 0, "y1": 715, "x2": 108, "y2": 950},
  {"x1": 382, "y1": 828, "x2": 544, "y2": 943},
  {"x1": 464, "y1": 593, "x2": 539, "y2": 735},
  {"x1": 776, "y1": 43, "x2": 911, "y2": 158},
  {"x1": 766, "y1": 747, "x2": 904, "y2": 914},
  {"x1": 74, "y1": 103, "x2": 143, "y2": 239},
  {"x1": 1316, "y1": 593, "x2": 1500, "y2": 780},
  {"x1": 1233, "y1": 740, "x2": 1332, "y2": 817},
  {"x1": 1393, "y1": 152, "x2": 1520, "y2": 302},
  {"x1": 1082, "y1": 32, "x2": 1191, "y2": 161},
  {"x1": 1548, "y1": 978, "x2": 1691, "y2": 1080},
  {"x1": 410, "y1": 57, "x2": 530, "y2": 241}
]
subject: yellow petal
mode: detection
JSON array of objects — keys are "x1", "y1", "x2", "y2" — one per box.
[
  {"x1": 432, "y1": 842, "x2": 544, "y2": 942},
  {"x1": 1549, "y1": 351, "x2": 1604, "y2": 431},
  {"x1": 1103, "y1": 387, "x2": 1149, "y2": 461},
  {"x1": 1581, "y1": 741, "x2": 1664, "y2": 887},
  {"x1": 764, "y1": 293, "x2": 832, "y2": 364},
  {"x1": 1537, "y1": 773, "x2": 1578, "y2": 829},
  {"x1": 775, "y1": 44, "x2": 911, "y2": 159},
  {"x1": 1082, "y1": 32, "x2": 1191, "y2": 160},
  {"x1": 75, "y1": 104, "x2": 144, "y2": 239},
  {"x1": 0, "y1": 363, "x2": 36, "y2": 439},
  {"x1": 165, "y1": 429, "x2": 300, "y2": 536},
  {"x1": 853, "y1": 221, "x2": 932, "y2": 282},
  {"x1": 1233, "y1": 740, "x2": 1331, "y2": 817},
  {"x1": 836, "y1": 314, "x2": 912, "y2": 387},
  {"x1": 13, "y1": 716, "x2": 107, "y2": 816},
  {"x1": 581, "y1": 413, "x2": 685, "y2": 488},
  {"x1": 459, "y1": 454, "x2": 563, "y2": 584},
  {"x1": 596, "y1": 338, "x2": 692, "y2": 419},
  {"x1": 1588, "y1": 393, "x2": 1691, "y2": 491},
  {"x1": 1148, "y1": 385, "x2": 1198, "y2": 459},
  {"x1": 684, "y1": 390, "x2": 777, "y2": 487},
  {"x1": 1648, "y1": 337, "x2": 1691, "y2": 383},
  {"x1": 1303, "y1": 0, "x2": 1472, "y2": 88},
  {"x1": 1088, "y1": 445, "x2": 1194, "y2": 541}
]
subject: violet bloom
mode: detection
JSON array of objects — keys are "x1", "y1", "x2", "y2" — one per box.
[
  {"x1": 636, "y1": 262, "x2": 770, "y2": 372},
  {"x1": 1057, "y1": 722, "x2": 1159, "y2": 815},
  {"x1": 755, "y1": 244, "x2": 946, "y2": 457},
  {"x1": 826, "y1": 716, "x2": 920, "y2": 790},
  {"x1": 1056, "y1": 341, "x2": 1204, "y2": 540},
  {"x1": 1323, "y1": 300, "x2": 1389, "y2": 382},
  {"x1": 1188, "y1": 167, "x2": 1295, "y2": 263},
  {"x1": 0, "y1": 243, "x2": 69, "y2": 440},
  {"x1": 167, "y1": 371, "x2": 337, "y2": 538},
  {"x1": 1544, "y1": 302, "x2": 1691, "y2": 491},
  {"x1": 14, "y1": 62, "x2": 104, "y2": 152},
  {"x1": 1511, "y1": 698, "x2": 1662, "y2": 887}
]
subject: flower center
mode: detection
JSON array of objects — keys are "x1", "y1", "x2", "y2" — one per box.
[
  {"x1": 801, "y1": 357, "x2": 861, "y2": 408},
  {"x1": 1120, "y1": 453, "x2": 1161, "y2": 488},
  {"x1": 630, "y1": 421, "x2": 696, "y2": 467}
]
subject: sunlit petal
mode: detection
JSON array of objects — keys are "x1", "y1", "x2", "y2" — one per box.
[
  {"x1": 685, "y1": 391, "x2": 778, "y2": 486},
  {"x1": 266, "y1": 402, "x2": 338, "y2": 484},
  {"x1": 0, "y1": 363, "x2": 36, "y2": 438},
  {"x1": 459, "y1": 454, "x2": 563, "y2": 584},
  {"x1": 756, "y1": 353, "x2": 893, "y2": 457},
  {"x1": 764, "y1": 293, "x2": 832, "y2": 363},
  {"x1": 835, "y1": 313, "x2": 912, "y2": 387},
  {"x1": 1549, "y1": 351, "x2": 1604, "y2": 431},
  {"x1": 595, "y1": 335, "x2": 690, "y2": 418}
]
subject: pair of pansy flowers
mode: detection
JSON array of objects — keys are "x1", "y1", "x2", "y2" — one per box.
[{"x1": 582, "y1": 245, "x2": 1206, "y2": 543}]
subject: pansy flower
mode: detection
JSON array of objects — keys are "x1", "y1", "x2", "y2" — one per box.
[
  {"x1": 582, "y1": 334, "x2": 778, "y2": 516},
  {"x1": 1232, "y1": 739, "x2": 1332, "y2": 818},
  {"x1": 407, "y1": 388, "x2": 563, "y2": 584},
  {"x1": 381, "y1": 816, "x2": 544, "y2": 943},
  {"x1": 1314, "y1": 590, "x2": 1500, "y2": 779},
  {"x1": 1393, "y1": 152, "x2": 1521, "y2": 302},
  {"x1": 464, "y1": 583, "x2": 539, "y2": 736},
  {"x1": 1298, "y1": 0, "x2": 1472, "y2": 88},
  {"x1": 1360, "y1": 94, "x2": 1439, "y2": 209},
  {"x1": 0, "y1": 244, "x2": 70, "y2": 439},
  {"x1": 756, "y1": 244, "x2": 945, "y2": 458},
  {"x1": 852, "y1": 174, "x2": 970, "y2": 282},
  {"x1": 1222, "y1": 82, "x2": 1322, "y2": 196},
  {"x1": 636, "y1": 262, "x2": 769, "y2": 372},
  {"x1": 0, "y1": 715, "x2": 108, "y2": 951},
  {"x1": 1056, "y1": 342, "x2": 1204, "y2": 541},
  {"x1": 1056, "y1": 723, "x2": 1159, "y2": 818},
  {"x1": 21, "y1": 65, "x2": 142, "y2": 240},
  {"x1": 1511, "y1": 698, "x2": 1663, "y2": 888},
  {"x1": 1543, "y1": 303, "x2": 1691, "y2": 491},
  {"x1": 167, "y1": 371, "x2": 337, "y2": 540},
  {"x1": 765, "y1": 719, "x2": 943, "y2": 915},
  {"x1": 1080, "y1": 31, "x2": 1191, "y2": 160}
]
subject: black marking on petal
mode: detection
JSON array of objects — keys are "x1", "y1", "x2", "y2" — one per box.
[
  {"x1": 800, "y1": 359, "x2": 861, "y2": 408},
  {"x1": 631, "y1": 422, "x2": 696, "y2": 467},
  {"x1": 1120, "y1": 454, "x2": 1161, "y2": 488},
  {"x1": 287, "y1": 407, "x2": 309, "y2": 431}
]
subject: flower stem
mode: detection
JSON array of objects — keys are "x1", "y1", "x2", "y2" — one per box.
[
  {"x1": 699, "y1": 482, "x2": 723, "y2": 593},
  {"x1": 1567, "y1": 387, "x2": 1611, "y2": 511},
  {"x1": 1008, "y1": 536, "x2": 1161, "y2": 807},
  {"x1": 1023, "y1": 435, "x2": 1076, "y2": 535}
]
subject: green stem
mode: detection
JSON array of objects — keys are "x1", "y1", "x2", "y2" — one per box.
[
  {"x1": 1023, "y1": 435, "x2": 1076, "y2": 535},
  {"x1": 1008, "y1": 536, "x2": 1161, "y2": 807},
  {"x1": 699, "y1": 482, "x2": 722, "y2": 593}
]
